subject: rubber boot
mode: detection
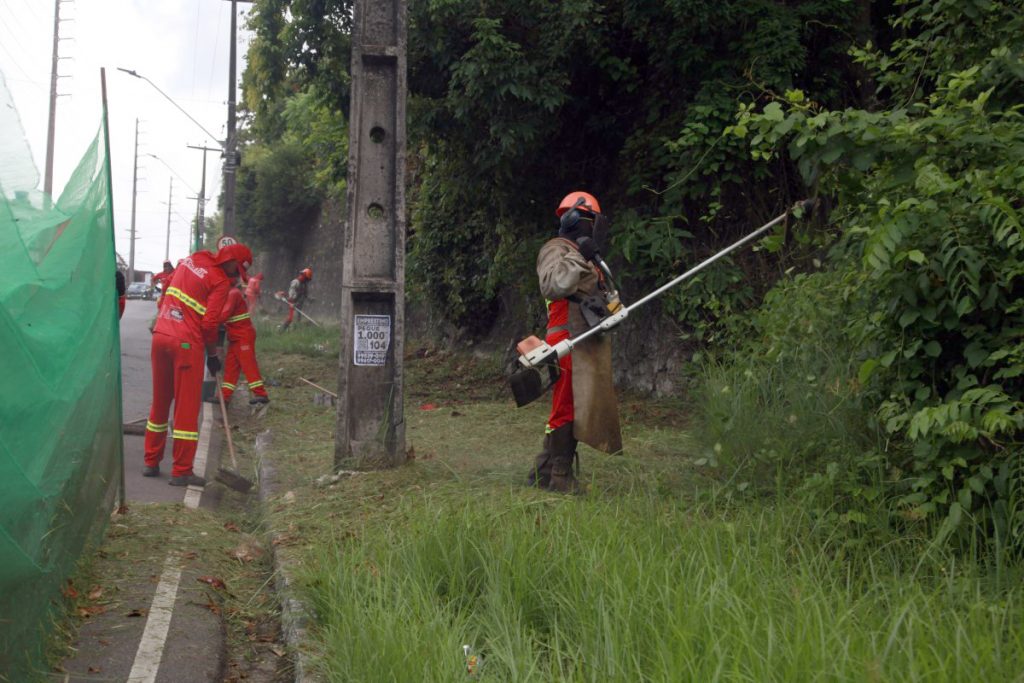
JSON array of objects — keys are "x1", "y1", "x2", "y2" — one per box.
[
  {"x1": 526, "y1": 432, "x2": 555, "y2": 488},
  {"x1": 545, "y1": 423, "x2": 581, "y2": 494}
]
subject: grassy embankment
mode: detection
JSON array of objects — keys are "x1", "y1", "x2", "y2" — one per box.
[{"x1": 243, "y1": 320, "x2": 1024, "y2": 682}]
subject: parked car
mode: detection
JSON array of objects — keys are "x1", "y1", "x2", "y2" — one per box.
[{"x1": 126, "y1": 282, "x2": 153, "y2": 300}]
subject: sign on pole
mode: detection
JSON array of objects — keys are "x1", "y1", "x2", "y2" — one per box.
[{"x1": 335, "y1": 0, "x2": 407, "y2": 469}]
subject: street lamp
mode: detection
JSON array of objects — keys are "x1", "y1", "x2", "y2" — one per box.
[
  {"x1": 116, "y1": 68, "x2": 223, "y2": 146},
  {"x1": 146, "y1": 153, "x2": 197, "y2": 195},
  {"x1": 117, "y1": 66, "x2": 240, "y2": 237}
]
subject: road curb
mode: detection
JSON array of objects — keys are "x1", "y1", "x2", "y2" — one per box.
[{"x1": 255, "y1": 429, "x2": 323, "y2": 683}]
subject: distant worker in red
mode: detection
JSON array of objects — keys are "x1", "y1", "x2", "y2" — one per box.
[
  {"x1": 220, "y1": 281, "x2": 269, "y2": 406},
  {"x1": 151, "y1": 260, "x2": 175, "y2": 305},
  {"x1": 115, "y1": 270, "x2": 126, "y2": 319},
  {"x1": 245, "y1": 271, "x2": 264, "y2": 313},
  {"x1": 280, "y1": 267, "x2": 312, "y2": 331},
  {"x1": 143, "y1": 242, "x2": 254, "y2": 486}
]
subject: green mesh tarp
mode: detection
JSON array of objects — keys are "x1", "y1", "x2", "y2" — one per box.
[{"x1": 0, "y1": 73, "x2": 122, "y2": 677}]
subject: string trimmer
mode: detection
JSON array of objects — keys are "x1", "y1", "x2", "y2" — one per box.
[
  {"x1": 509, "y1": 200, "x2": 814, "y2": 407},
  {"x1": 273, "y1": 292, "x2": 322, "y2": 327}
]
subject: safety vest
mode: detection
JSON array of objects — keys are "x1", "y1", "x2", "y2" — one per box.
[
  {"x1": 153, "y1": 251, "x2": 230, "y2": 346},
  {"x1": 222, "y1": 287, "x2": 255, "y2": 342}
]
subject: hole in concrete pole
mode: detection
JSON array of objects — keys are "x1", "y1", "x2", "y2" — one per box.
[
  {"x1": 367, "y1": 203, "x2": 385, "y2": 219},
  {"x1": 369, "y1": 126, "x2": 386, "y2": 143}
]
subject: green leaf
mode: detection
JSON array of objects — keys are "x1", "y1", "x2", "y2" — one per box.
[
  {"x1": 763, "y1": 102, "x2": 784, "y2": 122},
  {"x1": 906, "y1": 249, "x2": 926, "y2": 264},
  {"x1": 899, "y1": 310, "x2": 920, "y2": 328},
  {"x1": 858, "y1": 358, "x2": 879, "y2": 384},
  {"x1": 924, "y1": 341, "x2": 942, "y2": 357}
]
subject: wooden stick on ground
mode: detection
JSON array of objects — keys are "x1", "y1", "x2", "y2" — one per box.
[{"x1": 298, "y1": 376, "x2": 338, "y2": 398}]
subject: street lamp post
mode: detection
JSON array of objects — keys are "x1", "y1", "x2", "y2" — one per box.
[
  {"x1": 164, "y1": 178, "x2": 173, "y2": 261},
  {"x1": 117, "y1": 67, "x2": 232, "y2": 244}
]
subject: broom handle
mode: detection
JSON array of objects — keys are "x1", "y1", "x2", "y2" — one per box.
[{"x1": 216, "y1": 376, "x2": 240, "y2": 470}]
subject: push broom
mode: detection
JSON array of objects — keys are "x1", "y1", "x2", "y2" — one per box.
[{"x1": 214, "y1": 376, "x2": 254, "y2": 493}]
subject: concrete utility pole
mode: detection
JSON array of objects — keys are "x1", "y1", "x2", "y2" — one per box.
[
  {"x1": 335, "y1": 0, "x2": 408, "y2": 470},
  {"x1": 221, "y1": 0, "x2": 253, "y2": 235},
  {"x1": 128, "y1": 118, "x2": 139, "y2": 284},
  {"x1": 187, "y1": 195, "x2": 202, "y2": 252},
  {"x1": 188, "y1": 145, "x2": 219, "y2": 251},
  {"x1": 164, "y1": 178, "x2": 174, "y2": 261},
  {"x1": 44, "y1": 0, "x2": 62, "y2": 196}
]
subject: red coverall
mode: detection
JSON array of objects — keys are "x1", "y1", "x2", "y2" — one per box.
[
  {"x1": 244, "y1": 274, "x2": 262, "y2": 312},
  {"x1": 152, "y1": 269, "x2": 174, "y2": 305},
  {"x1": 545, "y1": 298, "x2": 574, "y2": 432},
  {"x1": 144, "y1": 252, "x2": 230, "y2": 477},
  {"x1": 220, "y1": 287, "x2": 268, "y2": 402}
]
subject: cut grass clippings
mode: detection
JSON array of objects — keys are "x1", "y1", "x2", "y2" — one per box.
[{"x1": 240, "y1": 324, "x2": 1024, "y2": 682}]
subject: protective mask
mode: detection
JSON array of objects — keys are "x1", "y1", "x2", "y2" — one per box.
[{"x1": 591, "y1": 214, "x2": 610, "y2": 253}]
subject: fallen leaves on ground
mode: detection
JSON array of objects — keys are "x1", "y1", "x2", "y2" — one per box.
[
  {"x1": 197, "y1": 576, "x2": 227, "y2": 590},
  {"x1": 87, "y1": 586, "x2": 104, "y2": 601},
  {"x1": 228, "y1": 541, "x2": 264, "y2": 563},
  {"x1": 224, "y1": 521, "x2": 241, "y2": 532},
  {"x1": 125, "y1": 608, "x2": 147, "y2": 617},
  {"x1": 77, "y1": 605, "x2": 107, "y2": 618}
]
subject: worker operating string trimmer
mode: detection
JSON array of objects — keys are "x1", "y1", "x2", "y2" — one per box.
[{"x1": 511, "y1": 195, "x2": 814, "y2": 493}]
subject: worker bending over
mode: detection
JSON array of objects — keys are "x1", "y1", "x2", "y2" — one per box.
[
  {"x1": 220, "y1": 281, "x2": 269, "y2": 406},
  {"x1": 143, "y1": 242, "x2": 254, "y2": 486}
]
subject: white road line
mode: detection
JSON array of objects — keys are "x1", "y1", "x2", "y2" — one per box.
[
  {"x1": 127, "y1": 554, "x2": 182, "y2": 683},
  {"x1": 183, "y1": 403, "x2": 213, "y2": 509}
]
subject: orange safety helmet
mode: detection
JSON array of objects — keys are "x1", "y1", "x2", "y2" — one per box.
[
  {"x1": 300, "y1": 267, "x2": 313, "y2": 280},
  {"x1": 555, "y1": 191, "x2": 601, "y2": 217}
]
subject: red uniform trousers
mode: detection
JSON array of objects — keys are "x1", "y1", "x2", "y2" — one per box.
[
  {"x1": 144, "y1": 331, "x2": 204, "y2": 477},
  {"x1": 546, "y1": 327, "x2": 574, "y2": 432},
  {"x1": 221, "y1": 332, "x2": 268, "y2": 401}
]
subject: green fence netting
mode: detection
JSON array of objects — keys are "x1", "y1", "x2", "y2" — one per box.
[{"x1": 0, "y1": 72, "x2": 122, "y2": 678}]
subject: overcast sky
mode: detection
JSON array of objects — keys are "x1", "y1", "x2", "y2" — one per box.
[{"x1": 1, "y1": 0, "x2": 252, "y2": 273}]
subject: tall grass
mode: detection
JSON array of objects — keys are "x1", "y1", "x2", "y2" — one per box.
[
  {"x1": 304, "y1": 493, "x2": 1024, "y2": 682},
  {"x1": 691, "y1": 270, "x2": 881, "y2": 494},
  {"x1": 252, "y1": 319, "x2": 339, "y2": 357}
]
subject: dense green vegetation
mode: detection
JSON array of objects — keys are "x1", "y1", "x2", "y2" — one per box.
[
  {"x1": 244, "y1": 329, "x2": 1024, "y2": 681},
  {"x1": 238, "y1": 0, "x2": 1024, "y2": 546}
]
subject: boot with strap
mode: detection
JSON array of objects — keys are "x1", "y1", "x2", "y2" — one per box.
[{"x1": 545, "y1": 422, "x2": 581, "y2": 494}]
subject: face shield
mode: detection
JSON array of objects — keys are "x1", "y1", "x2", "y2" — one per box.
[{"x1": 559, "y1": 209, "x2": 610, "y2": 254}]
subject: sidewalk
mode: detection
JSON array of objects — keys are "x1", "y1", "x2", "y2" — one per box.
[{"x1": 57, "y1": 405, "x2": 291, "y2": 682}]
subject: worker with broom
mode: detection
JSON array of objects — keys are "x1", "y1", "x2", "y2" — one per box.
[
  {"x1": 142, "y1": 242, "x2": 254, "y2": 486},
  {"x1": 220, "y1": 279, "x2": 270, "y2": 407},
  {"x1": 528, "y1": 191, "x2": 622, "y2": 493}
]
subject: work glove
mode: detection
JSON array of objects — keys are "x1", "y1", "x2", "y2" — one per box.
[
  {"x1": 206, "y1": 354, "x2": 222, "y2": 376},
  {"x1": 576, "y1": 236, "x2": 599, "y2": 262}
]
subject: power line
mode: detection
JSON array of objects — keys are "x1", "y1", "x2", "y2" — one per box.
[
  {"x1": 191, "y1": 0, "x2": 201, "y2": 98},
  {"x1": 207, "y1": 2, "x2": 224, "y2": 102},
  {"x1": 0, "y1": 2, "x2": 38, "y2": 49},
  {"x1": 14, "y1": 0, "x2": 45, "y2": 24},
  {"x1": 0, "y1": 38, "x2": 35, "y2": 83}
]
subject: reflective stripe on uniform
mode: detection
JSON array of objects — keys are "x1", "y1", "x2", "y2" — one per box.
[
  {"x1": 222, "y1": 382, "x2": 236, "y2": 391},
  {"x1": 172, "y1": 429, "x2": 199, "y2": 441},
  {"x1": 146, "y1": 420, "x2": 169, "y2": 433},
  {"x1": 248, "y1": 380, "x2": 263, "y2": 389},
  {"x1": 226, "y1": 312, "x2": 250, "y2": 323},
  {"x1": 166, "y1": 287, "x2": 207, "y2": 315}
]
